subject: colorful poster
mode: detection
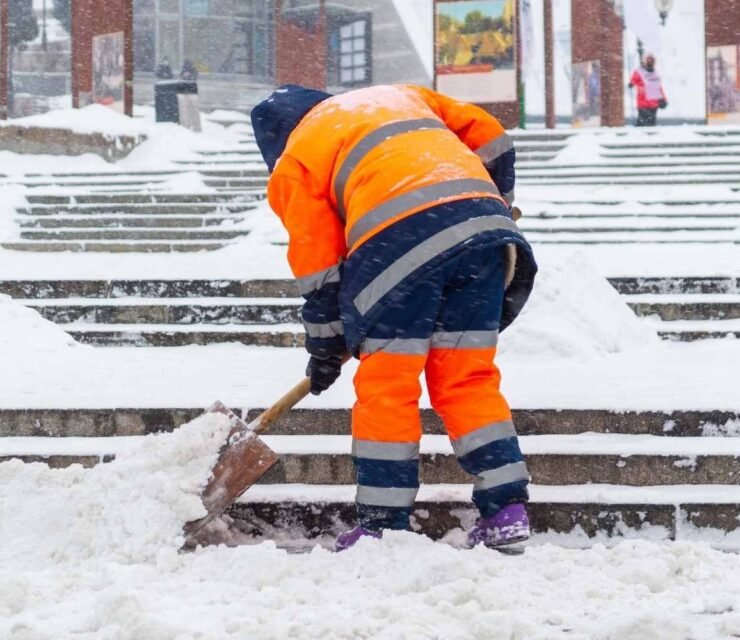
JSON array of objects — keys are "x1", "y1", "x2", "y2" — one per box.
[
  {"x1": 92, "y1": 31, "x2": 125, "y2": 113},
  {"x1": 435, "y1": 0, "x2": 517, "y2": 103},
  {"x1": 571, "y1": 60, "x2": 600, "y2": 127},
  {"x1": 707, "y1": 45, "x2": 740, "y2": 125}
]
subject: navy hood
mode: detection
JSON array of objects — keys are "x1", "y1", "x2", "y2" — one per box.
[{"x1": 250, "y1": 84, "x2": 333, "y2": 173}]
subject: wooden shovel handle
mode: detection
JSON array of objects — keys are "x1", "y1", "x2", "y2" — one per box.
[{"x1": 251, "y1": 352, "x2": 352, "y2": 436}]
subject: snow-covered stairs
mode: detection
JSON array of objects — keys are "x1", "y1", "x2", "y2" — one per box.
[
  {"x1": 1, "y1": 276, "x2": 735, "y2": 344},
  {"x1": 3, "y1": 192, "x2": 263, "y2": 253},
  {"x1": 612, "y1": 276, "x2": 740, "y2": 340},
  {"x1": 1, "y1": 407, "x2": 739, "y2": 543}
]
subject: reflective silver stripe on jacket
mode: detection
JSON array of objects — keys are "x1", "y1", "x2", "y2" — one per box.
[
  {"x1": 356, "y1": 485, "x2": 419, "y2": 508},
  {"x1": 473, "y1": 461, "x2": 530, "y2": 492},
  {"x1": 346, "y1": 178, "x2": 501, "y2": 249},
  {"x1": 303, "y1": 320, "x2": 344, "y2": 338},
  {"x1": 296, "y1": 263, "x2": 342, "y2": 296},
  {"x1": 475, "y1": 132, "x2": 514, "y2": 167},
  {"x1": 352, "y1": 439, "x2": 420, "y2": 461},
  {"x1": 502, "y1": 190, "x2": 515, "y2": 207},
  {"x1": 450, "y1": 420, "x2": 517, "y2": 458},
  {"x1": 360, "y1": 337, "x2": 430, "y2": 355},
  {"x1": 430, "y1": 330, "x2": 499, "y2": 350},
  {"x1": 335, "y1": 118, "x2": 448, "y2": 220},
  {"x1": 353, "y1": 215, "x2": 522, "y2": 316}
]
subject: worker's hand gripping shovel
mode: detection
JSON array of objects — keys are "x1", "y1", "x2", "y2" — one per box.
[{"x1": 182, "y1": 353, "x2": 352, "y2": 547}]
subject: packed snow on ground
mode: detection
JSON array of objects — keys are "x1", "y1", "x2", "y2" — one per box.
[{"x1": 2, "y1": 413, "x2": 740, "y2": 639}]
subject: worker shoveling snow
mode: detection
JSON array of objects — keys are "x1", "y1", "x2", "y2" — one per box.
[{"x1": 2, "y1": 419, "x2": 740, "y2": 639}]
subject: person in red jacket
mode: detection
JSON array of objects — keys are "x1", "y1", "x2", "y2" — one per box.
[
  {"x1": 251, "y1": 84, "x2": 537, "y2": 552},
  {"x1": 629, "y1": 53, "x2": 668, "y2": 127}
]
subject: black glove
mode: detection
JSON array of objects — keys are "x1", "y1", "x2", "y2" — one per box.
[
  {"x1": 658, "y1": 99, "x2": 667, "y2": 109},
  {"x1": 306, "y1": 354, "x2": 343, "y2": 395}
]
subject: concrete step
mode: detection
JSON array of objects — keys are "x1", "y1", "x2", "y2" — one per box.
[
  {"x1": 203, "y1": 178, "x2": 269, "y2": 189},
  {"x1": 609, "y1": 277, "x2": 740, "y2": 295},
  {"x1": 23, "y1": 298, "x2": 302, "y2": 325},
  {"x1": 519, "y1": 159, "x2": 740, "y2": 170},
  {"x1": 525, "y1": 235, "x2": 739, "y2": 245},
  {"x1": 1, "y1": 241, "x2": 230, "y2": 253},
  {"x1": 601, "y1": 140, "x2": 740, "y2": 150},
  {"x1": 521, "y1": 176, "x2": 740, "y2": 186},
  {"x1": 197, "y1": 169, "x2": 270, "y2": 179},
  {"x1": 0, "y1": 407, "x2": 734, "y2": 438},
  {"x1": 657, "y1": 319, "x2": 740, "y2": 341},
  {"x1": 549, "y1": 199, "x2": 740, "y2": 207},
  {"x1": 3, "y1": 434, "x2": 740, "y2": 485},
  {"x1": 19, "y1": 203, "x2": 258, "y2": 216},
  {"x1": 600, "y1": 150, "x2": 740, "y2": 159},
  {"x1": 530, "y1": 211, "x2": 740, "y2": 220},
  {"x1": 227, "y1": 491, "x2": 736, "y2": 544},
  {"x1": 626, "y1": 297, "x2": 740, "y2": 321},
  {"x1": 0, "y1": 279, "x2": 298, "y2": 299},
  {"x1": 520, "y1": 223, "x2": 738, "y2": 233},
  {"x1": 518, "y1": 168, "x2": 740, "y2": 180},
  {"x1": 24, "y1": 193, "x2": 260, "y2": 205},
  {"x1": 18, "y1": 216, "x2": 248, "y2": 229},
  {"x1": 18, "y1": 178, "x2": 169, "y2": 189},
  {"x1": 67, "y1": 323, "x2": 305, "y2": 347},
  {"x1": 18, "y1": 229, "x2": 249, "y2": 242},
  {"x1": 2, "y1": 277, "x2": 731, "y2": 300},
  {"x1": 509, "y1": 133, "x2": 574, "y2": 143}
]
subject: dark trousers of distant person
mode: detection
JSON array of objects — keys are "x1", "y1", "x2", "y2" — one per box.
[{"x1": 636, "y1": 108, "x2": 657, "y2": 127}]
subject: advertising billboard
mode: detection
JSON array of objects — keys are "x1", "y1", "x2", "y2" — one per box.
[
  {"x1": 707, "y1": 45, "x2": 740, "y2": 125},
  {"x1": 435, "y1": 0, "x2": 517, "y2": 103}
]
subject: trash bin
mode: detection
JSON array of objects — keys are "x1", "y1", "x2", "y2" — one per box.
[{"x1": 154, "y1": 80, "x2": 202, "y2": 132}]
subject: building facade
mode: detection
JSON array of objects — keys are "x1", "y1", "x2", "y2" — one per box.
[{"x1": 131, "y1": 0, "x2": 429, "y2": 108}]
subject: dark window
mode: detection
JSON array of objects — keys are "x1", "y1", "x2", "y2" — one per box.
[{"x1": 329, "y1": 15, "x2": 371, "y2": 87}]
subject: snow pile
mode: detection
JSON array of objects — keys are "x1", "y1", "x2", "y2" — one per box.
[
  {"x1": 0, "y1": 105, "x2": 152, "y2": 138},
  {"x1": 0, "y1": 295, "x2": 79, "y2": 354},
  {"x1": 501, "y1": 252, "x2": 659, "y2": 359},
  {"x1": 0, "y1": 412, "x2": 231, "y2": 568},
  {"x1": 2, "y1": 520, "x2": 740, "y2": 638}
]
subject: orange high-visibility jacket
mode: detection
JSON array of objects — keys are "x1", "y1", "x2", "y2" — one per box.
[{"x1": 254, "y1": 84, "x2": 534, "y2": 357}]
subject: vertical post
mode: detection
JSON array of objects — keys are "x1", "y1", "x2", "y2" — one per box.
[
  {"x1": 123, "y1": 0, "x2": 134, "y2": 115},
  {"x1": 544, "y1": 0, "x2": 555, "y2": 128},
  {"x1": 0, "y1": 0, "x2": 7, "y2": 120},
  {"x1": 600, "y1": 0, "x2": 623, "y2": 127},
  {"x1": 516, "y1": 0, "x2": 525, "y2": 128}
]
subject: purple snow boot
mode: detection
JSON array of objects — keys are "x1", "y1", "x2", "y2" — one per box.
[
  {"x1": 335, "y1": 526, "x2": 382, "y2": 552},
  {"x1": 467, "y1": 503, "x2": 530, "y2": 549}
]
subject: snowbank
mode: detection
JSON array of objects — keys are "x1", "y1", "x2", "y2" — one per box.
[
  {"x1": 502, "y1": 252, "x2": 659, "y2": 358},
  {"x1": 1, "y1": 105, "x2": 152, "y2": 138},
  {"x1": 0, "y1": 412, "x2": 230, "y2": 569},
  {"x1": 0, "y1": 295, "x2": 79, "y2": 355}
]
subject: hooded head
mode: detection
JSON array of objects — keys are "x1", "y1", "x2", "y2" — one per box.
[{"x1": 250, "y1": 84, "x2": 333, "y2": 173}]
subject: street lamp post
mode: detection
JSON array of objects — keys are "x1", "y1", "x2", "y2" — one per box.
[
  {"x1": 42, "y1": 0, "x2": 48, "y2": 51},
  {"x1": 654, "y1": 0, "x2": 673, "y2": 26}
]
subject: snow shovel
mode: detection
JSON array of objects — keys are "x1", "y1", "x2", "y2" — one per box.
[{"x1": 182, "y1": 354, "x2": 351, "y2": 546}]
